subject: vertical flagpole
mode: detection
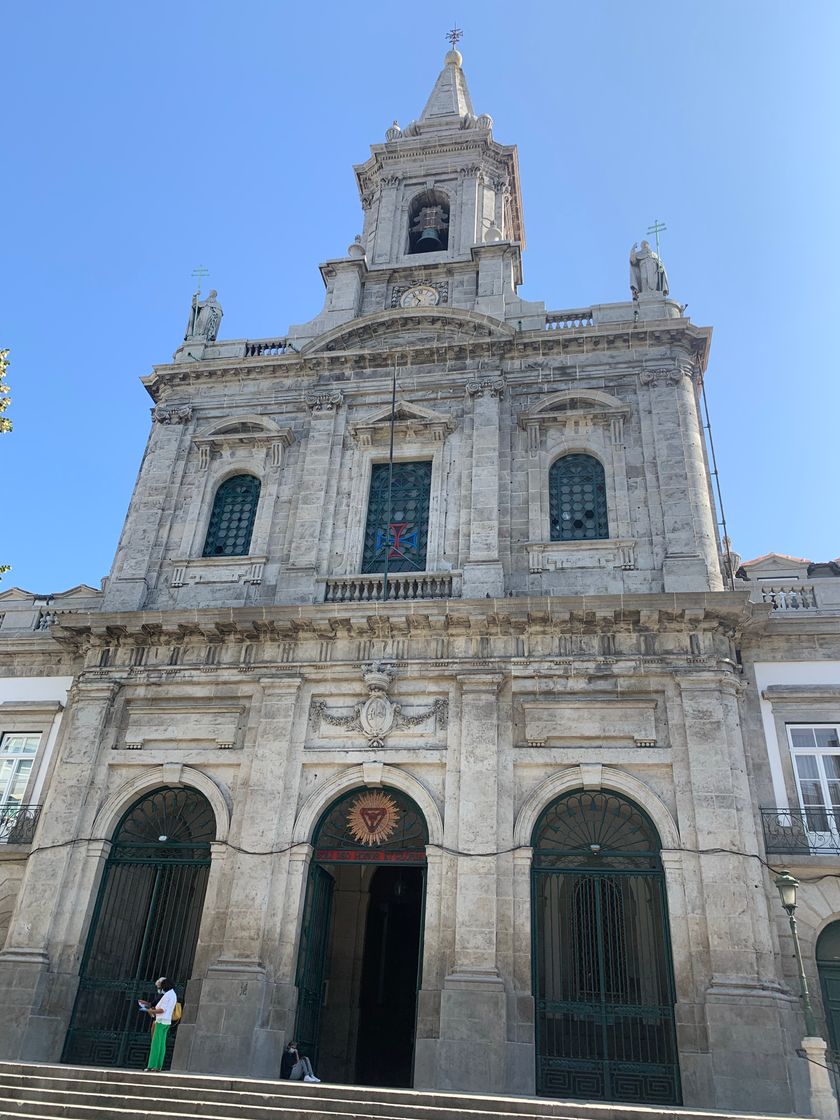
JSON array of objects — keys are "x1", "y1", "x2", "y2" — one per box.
[{"x1": 382, "y1": 359, "x2": 398, "y2": 602}]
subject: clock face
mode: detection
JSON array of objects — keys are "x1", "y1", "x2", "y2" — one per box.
[{"x1": 400, "y1": 285, "x2": 440, "y2": 308}]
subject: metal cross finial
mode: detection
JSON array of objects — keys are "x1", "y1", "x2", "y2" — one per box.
[
  {"x1": 446, "y1": 25, "x2": 463, "y2": 48},
  {"x1": 191, "y1": 266, "x2": 210, "y2": 296},
  {"x1": 646, "y1": 219, "x2": 667, "y2": 257}
]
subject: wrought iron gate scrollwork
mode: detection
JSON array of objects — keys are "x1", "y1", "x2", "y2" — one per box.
[
  {"x1": 531, "y1": 791, "x2": 680, "y2": 1105},
  {"x1": 63, "y1": 787, "x2": 214, "y2": 1069}
]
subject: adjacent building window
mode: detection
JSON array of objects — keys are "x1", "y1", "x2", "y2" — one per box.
[
  {"x1": 788, "y1": 725, "x2": 840, "y2": 833},
  {"x1": 549, "y1": 454, "x2": 608, "y2": 541},
  {"x1": 202, "y1": 474, "x2": 260, "y2": 557},
  {"x1": 0, "y1": 733, "x2": 40, "y2": 807},
  {"x1": 361, "y1": 461, "x2": 432, "y2": 573}
]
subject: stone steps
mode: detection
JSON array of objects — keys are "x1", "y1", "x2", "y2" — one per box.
[{"x1": 0, "y1": 1063, "x2": 806, "y2": 1120}]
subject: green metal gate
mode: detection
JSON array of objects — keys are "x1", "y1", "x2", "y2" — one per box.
[
  {"x1": 532, "y1": 791, "x2": 680, "y2": 1105},
  {"x1": 63, "y1": 787, "x2": 214, "y2": 1069}
]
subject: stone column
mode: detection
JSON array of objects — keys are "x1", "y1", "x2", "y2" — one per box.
[
  {"x1": 462, "y1": 379, "x2": 505, "y2": 598},
  {"x1": 282, "y1": 394, "x2": 343, "y2": 603},
  {"x1": 438, "y1": 673, "x2": 506, "y2": 1091},
  {"x1": 184, "y1": 676, "x2": 302, "y2": 1078},
  {"x1": 0, "y1": 679, "x2": 119, "y2": 1060},
  {"x1": 678, "y1": 672, "x2": 794, "y2": 1114}
]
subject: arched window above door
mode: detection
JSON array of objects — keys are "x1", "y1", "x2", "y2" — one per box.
[
  {"x1": 549, "y1": 454, "x2": 608, "y2": 542},
  {"x1": 202, "y1": 474, "x2": 260, "y2": 557}
]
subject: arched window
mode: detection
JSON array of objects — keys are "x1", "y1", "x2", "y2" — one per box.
[
  {"x1": 407, "y1": 189, "x2": 450, "y2": 254},
  {"x1": 549, "y1": 453, "x2": 608, "y2": 542},
  {"x1": 202, "y1": 474, "x2": 260, "y2": 557}
]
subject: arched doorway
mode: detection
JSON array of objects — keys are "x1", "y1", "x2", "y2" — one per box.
[
  {"x1": 817, "y1": 921, "x2": 840, "y2": 1053},
  {"x1": 295, "y1": 787, "x2": 428, "y2": 1087},
  {"x1": 531, "y1": 790, "x2": 680, "y2": 1105},
  {"x1": 63, "y1": 786, "x2": 214, "y2": 1068}
]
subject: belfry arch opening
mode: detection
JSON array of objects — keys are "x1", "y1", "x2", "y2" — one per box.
[
  {"x1": 63, "y1": 786, "x2": 215, "y2": 1069},
  {"x1": 531, "y1": 789, "x2": 680, "y2": 1105},
  {"x1": 407, "y1": 189, "x2": 450, "y2": 254},
  {"x1": 294, "y1": 787, "x2": 428, "y2": 1087}
]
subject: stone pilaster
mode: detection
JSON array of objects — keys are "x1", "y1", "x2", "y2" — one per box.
[
  {"x1": 438, "y1": 673, "x2": 506, "y2": 1092},
  {"x1": 182, "y1": 677, "x2": 302, "y2": 1078},
  {"x1": 0, "y1": 679, "x2": 119, "y2": 1060},
  {"x1": 462, "y1": 379, "x2": 504, "y2": 598},
  {"x1": 641, "y1": 364, "x2": 721, "y2": 591},
  {"x1": 282, "y1": 394, "x2": 343, "y2": 602},
  {"x1": 677, "y1": 672, "x2": 793, "y2": 1113},
  {"x1": 103, "y1": 411, "x2": 192, "y2": 610}
]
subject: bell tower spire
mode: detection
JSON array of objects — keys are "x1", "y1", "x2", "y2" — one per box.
[{"x1": 419, "y1": 33, "x2": 475, "y2": 127}]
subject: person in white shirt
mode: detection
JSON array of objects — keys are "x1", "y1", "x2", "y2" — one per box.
[{"x1": 139, "y1": 976, "x2": 177, "y2": 1071}]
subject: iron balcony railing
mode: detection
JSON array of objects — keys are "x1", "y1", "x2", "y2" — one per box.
[
  {"x1": 761, "y1": 807, "x2": 840, "y2": 855},
  {"x1": 0, "y1": 802, "x2": 41, "y2": 844}
]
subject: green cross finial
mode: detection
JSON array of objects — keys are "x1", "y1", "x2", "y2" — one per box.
[
  {"x1": 646, "y1": 219, "x2": 667, "y2": 256},
  {"x1": 446, "y1": 25, "x2": 463, "y2": 48},
  {"x1": 191, "y1": 266, "x2": 210, "y2": 296}
]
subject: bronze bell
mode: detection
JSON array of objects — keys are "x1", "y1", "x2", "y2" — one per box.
[{"x1": 416, "y1": 226, "x2": 444, "y2": 252}]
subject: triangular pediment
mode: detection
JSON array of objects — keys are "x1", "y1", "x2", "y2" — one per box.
[
  {"x1": 303, "y1": 308, "x2": 515, "y2": 356},
  {"x1": 360, "y1": 400, "x2": 453, "y2": 426},
  {"x1": 741, "y1": 553, "x2": 811, "y2": 576},
  {"x1": 350, "y1": 398, "x2": 456, "y2": 447}
]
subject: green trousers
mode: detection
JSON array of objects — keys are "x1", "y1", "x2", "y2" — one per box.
[{"x1": 147, "y1": 1022, "x2": 170, "y2": 1070}]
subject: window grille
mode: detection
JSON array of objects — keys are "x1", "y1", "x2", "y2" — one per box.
[
  {"x1": 361, "y1": 461, "x2": 432, "y2": 573},
  {"x1": 202, "y1": 475, "x2": 260, "y2": 557},
  {"x1": 549, "y1": 454, "x2": 608, "y2": 541}
]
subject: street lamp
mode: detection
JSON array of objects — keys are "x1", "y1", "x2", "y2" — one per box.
[{"x1": 775, "y1": 868, "x2": 818, "y2": 1037}]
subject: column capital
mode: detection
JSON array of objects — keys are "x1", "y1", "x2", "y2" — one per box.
[{"x1": 465, "y1": 377, "x2": 505, "y2": 399}]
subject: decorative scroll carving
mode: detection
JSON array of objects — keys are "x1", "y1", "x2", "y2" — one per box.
[{"x1": 309, "y1": 661, "x2": 447, "y2": 748}]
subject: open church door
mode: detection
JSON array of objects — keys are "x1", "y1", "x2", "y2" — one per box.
[{"x1": 294, "y1": 863, "x2": 335, "y2": 1065}]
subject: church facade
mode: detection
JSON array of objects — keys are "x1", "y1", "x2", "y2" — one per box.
[{"x1": 1, "y1": 46, "x2": 839, "y2": 1117}]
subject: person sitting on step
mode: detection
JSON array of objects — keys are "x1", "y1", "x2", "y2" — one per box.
[{"x1": 280, "y1": 1040, "x2": 320, "y2": 1083}]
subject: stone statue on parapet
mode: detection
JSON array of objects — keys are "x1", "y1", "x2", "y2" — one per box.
[
  {"x1": 185, "y1": 289, "x2": 223, "y2": 342},
  {"x1": 629, "y1": 240, "x2": 669, "y2": 298}
]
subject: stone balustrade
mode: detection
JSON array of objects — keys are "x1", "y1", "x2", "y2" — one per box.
[
  {"x1": 544, "y1": 308, "x2": 594, "y2": 329},
  {"x1": 244, "y1": 338, "x2": 291, "y2": 358},
  {"x1": 756, "y1": 583, "x2": 817, "y2": 611},
  {"x1": 323, "y1": 571, "x2": 457, "y2": 603}
]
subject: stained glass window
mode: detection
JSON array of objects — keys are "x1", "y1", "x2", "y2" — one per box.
[
  {"x1": 202, "y1": 474, "x2": 260, "y2": 557},
  {"x1": 549, "y1": 454, "x2": 608, "y2": 542},
  {"x1": 361, "y1": 461, "x2": 432, "y2": 573}
]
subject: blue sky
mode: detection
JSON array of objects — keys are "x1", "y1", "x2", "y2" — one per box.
[{"x1": 2, "y1": 0, "x2": 838, "y2": 592}]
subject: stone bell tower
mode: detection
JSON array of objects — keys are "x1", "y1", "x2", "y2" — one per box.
[{"x1": 287, "y1": 44, "x2": 546, "y2": 345}]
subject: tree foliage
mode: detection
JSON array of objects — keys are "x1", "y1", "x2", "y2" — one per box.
[{"x1": 0, "y1": 349, "x2": 10, "y2": 434}]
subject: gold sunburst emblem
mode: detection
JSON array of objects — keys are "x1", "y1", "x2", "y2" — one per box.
[{"x1": 346, "y1": 791, "x2": 400, "y2": 847}]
